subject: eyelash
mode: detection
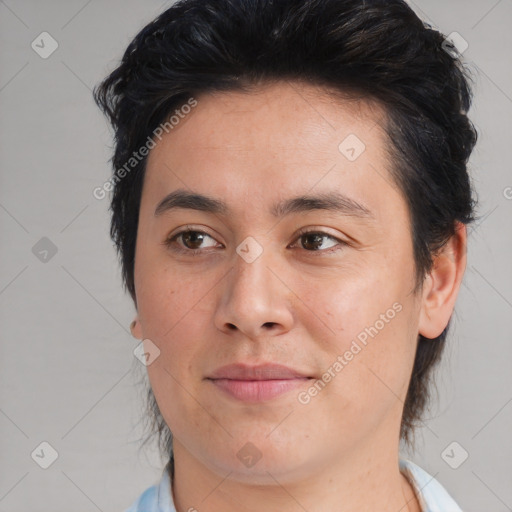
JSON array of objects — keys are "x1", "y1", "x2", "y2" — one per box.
[{"x1": 164, "y1": 227, "x2": 347, "y2": 256}]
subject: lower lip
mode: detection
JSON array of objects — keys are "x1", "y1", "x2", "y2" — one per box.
[{"x1": 208, "y1": 378, "x2": 311, "y2": 402}]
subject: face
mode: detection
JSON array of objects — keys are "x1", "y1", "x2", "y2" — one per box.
[{"x1": 132, "y1": 81, "x2": 423, "y2": 483}]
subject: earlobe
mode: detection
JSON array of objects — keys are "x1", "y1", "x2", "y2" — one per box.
[
  {"x1": 418, "y1": 222, "x2": 467, "y2": 339},
  {"x1": 130, "y1": 317, "x2": 143, "y2": 340}
]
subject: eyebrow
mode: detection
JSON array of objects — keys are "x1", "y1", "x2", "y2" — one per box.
[{"x1": 154, "y1": 188, "x2": 374, "y2": 219}]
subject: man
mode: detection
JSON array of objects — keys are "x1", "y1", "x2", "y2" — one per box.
[{"x1": 94, "y1": 0, "x2": 477, "y2": 510}]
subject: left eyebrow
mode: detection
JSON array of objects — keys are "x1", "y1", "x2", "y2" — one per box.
[
  {"x1": 154, "y1": 188, "x2": 374, "y2": 220},
  {"x1": 271, "y1": 191, "x2": 374, "y2": 219}
]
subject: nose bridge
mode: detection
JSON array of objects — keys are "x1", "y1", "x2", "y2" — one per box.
[
  {"x1": 214, "y1": 233, "x2": 294, "y2": 336},
  {"x1": 230, "y1": 234, "x2": 276, "y2": 303}
]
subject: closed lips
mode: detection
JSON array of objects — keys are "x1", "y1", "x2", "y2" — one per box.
[{"x1": 206, "y1": 363, "x2": 313, "y2": 381}]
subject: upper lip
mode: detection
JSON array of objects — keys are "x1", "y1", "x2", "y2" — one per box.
[{"x1": 207, "y1": 363, "x2": 311, "y2": 380}]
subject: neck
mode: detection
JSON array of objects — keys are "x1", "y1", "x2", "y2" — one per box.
[{"x1": 170, "y1": 428, "x2": 421, "y2": 512}]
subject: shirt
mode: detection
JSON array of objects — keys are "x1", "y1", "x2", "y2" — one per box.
[{"x1": 124, "y1": 458, "x2": 463, "y2": 512}]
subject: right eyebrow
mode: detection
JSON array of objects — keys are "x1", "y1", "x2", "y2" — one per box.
[{"x1": 155, "y1": 189, "x2": 228, "y2": 217}]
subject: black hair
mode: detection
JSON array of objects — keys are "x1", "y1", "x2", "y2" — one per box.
[{"x1": 94, "y1": 0, "x2": 477, "y2": 459}]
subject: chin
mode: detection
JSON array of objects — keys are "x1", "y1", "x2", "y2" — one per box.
[{"x1": 198, "y1": 435, "x2": 316, "y2": 484}]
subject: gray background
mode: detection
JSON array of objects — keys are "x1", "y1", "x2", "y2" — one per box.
[{"x1": 0, "y1": 0, "x2": 511, "y2": 510}]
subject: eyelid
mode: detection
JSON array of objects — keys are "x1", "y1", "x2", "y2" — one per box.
[
  {"x1": 167, "y1": 224, "x2": 216, "y2": 239},
  {"x1": 293, "y1": 226, "x2": 345, "y2": 241}
]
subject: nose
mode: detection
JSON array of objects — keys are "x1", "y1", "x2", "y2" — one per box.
[{"x1": 213, "y1": 239, "x2": 295, "y2": 340}]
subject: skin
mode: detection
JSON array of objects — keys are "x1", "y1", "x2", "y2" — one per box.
[{"x1": 131, "y1": 80, "x2": 467, "y2": 512}]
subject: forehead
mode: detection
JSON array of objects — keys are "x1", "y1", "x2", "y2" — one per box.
[
  {"x1": 142, "y1": 80, "x2": 401, "y2": 221},
  {"x1": 153, "y1": 80, "x2": 386, "y2": 151}
]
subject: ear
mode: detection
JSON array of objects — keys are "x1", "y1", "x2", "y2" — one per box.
[
  {"x1": 418, "y1": 222, "x2": 467, "y2": 339},
  {"x1": 130, "y1": 316, "x2": 143, "y2": 340}
]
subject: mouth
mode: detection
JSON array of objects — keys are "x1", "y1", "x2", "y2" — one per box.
[{"x1": 206, "y1": 363, "x2": 314, "y2": 403}]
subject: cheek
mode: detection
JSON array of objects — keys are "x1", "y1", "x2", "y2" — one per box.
[
  {"x1": 295, "y1": 261, "x2": 399, "y2": 341},
  {"x1": 135, "y1": 261, "x2": 212, "y2": 395},
  {"x1": 143, "y1": 300, "x2": 211, "y2": 439},
  {"x1": 296, "y1": 263, "x2": 417, "y2": 418},
  {"x1": 135, "y1": 256, "x2": 213, "y2": 339}
]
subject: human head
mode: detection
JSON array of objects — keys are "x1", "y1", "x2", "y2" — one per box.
[{"x1": 94, "y1": 0, "x2": 477, "y2": 464}]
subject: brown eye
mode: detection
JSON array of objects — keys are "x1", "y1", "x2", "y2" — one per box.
[
  {"x1": 165, "y1": 229, "x2": 219, "y2": 255},
  {"x1": 298, "y1": 231, "x2": 341, "y2": 251},
  {"x1": 292, "y1": 229, "x2": 347, "y2": 254},
  {"x1": 301, "y1": 233, "x2": 326, "y2": 251},
  {"x1": 180, "y1": 230, "x2": 207, "y2": 250}
]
